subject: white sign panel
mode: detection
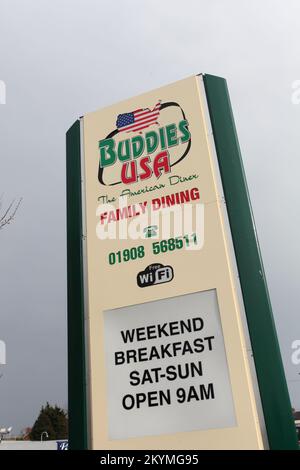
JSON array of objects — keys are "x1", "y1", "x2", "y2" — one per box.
[{"x1": 104, "y1": 289, "x2": 236, "y2": 440}]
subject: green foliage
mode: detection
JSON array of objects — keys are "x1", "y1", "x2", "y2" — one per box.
[{"x1": 29, "y1": 402, "x2": 68, "y2": 441}]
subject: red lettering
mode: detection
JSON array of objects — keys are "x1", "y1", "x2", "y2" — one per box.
[
  {"x1": 153, "y1": 151, "x2": 170, "y2": 178},
  {"x1": 139, "y1": 156, "x2": 152, "y2": 180},
  {"x1": 121, "y1": 161, "x2": 137, "y2": 184}
]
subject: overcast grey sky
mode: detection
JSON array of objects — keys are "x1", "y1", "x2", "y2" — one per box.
[{"x1": 0, "y1": 0, "x2": 299, "y2": 433}]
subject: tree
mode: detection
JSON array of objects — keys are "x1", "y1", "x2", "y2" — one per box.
[
  {"x1": 29, "y1": 403, "x2": 68, "y2": 441},
  {"x1": 0, "y1": 195, "x2": 22, "y2": 230},
  {"x1": 20, "y1": 427, "x2": 32, "y2": 441}
]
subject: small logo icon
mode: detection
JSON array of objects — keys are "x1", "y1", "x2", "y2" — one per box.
[
  {"x1": 137, "y1": 263, "x2": 174, "y2": 288},
  {"x1": 57, "y1": 440, "x2": 68, "y2": 450},
  {"x1": 143, "y1": 225, "x2": 158, "y2": 238}
]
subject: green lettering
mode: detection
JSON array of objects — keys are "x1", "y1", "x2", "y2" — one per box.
[
  {"x1": 145, "y1": 131, "x2": 159, "y2": 154},
  {"x1": 132, "y1": 135, "x2": 145, "y2": 158},
  {"x1": 159, "y1": 127, "x2": 167, "y2": 150},
  {"x1": 179, "y1": 119, "x2": 191, "y2": 143},
  {"x1": 99, "y1": 138, "x2": 116, "y2": 167},
  {"x1": 118, "y1": 139, "x2": 131, "y2": 162},
  {"x1": 166, "y1": 123, "x2": 178, "y2": 147}
]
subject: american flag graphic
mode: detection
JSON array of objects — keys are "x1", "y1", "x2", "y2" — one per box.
[{"x1": 116, "y1": 100, "x2": 161, "y2": 134}]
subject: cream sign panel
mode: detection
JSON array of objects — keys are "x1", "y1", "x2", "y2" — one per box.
[{"x1": 81, "y1": 76, "x2": 264, "y2": 449}]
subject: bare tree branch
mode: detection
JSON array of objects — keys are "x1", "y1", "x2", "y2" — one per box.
[
  {"x1": 0, "y1": 200, "x2": 15, "y2": 222},
  {"x1": 0, "y1": 197, "x2": 22, "y2": 230}
]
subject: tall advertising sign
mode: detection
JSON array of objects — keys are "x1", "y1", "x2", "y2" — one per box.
[{"x1": 66, "y1": 74, "x2": 298, "y2": 449}]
